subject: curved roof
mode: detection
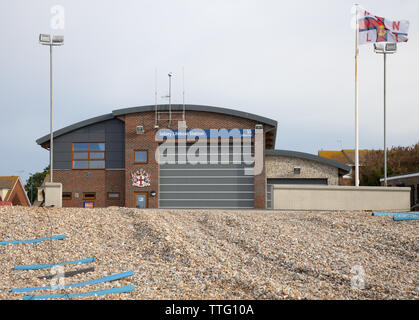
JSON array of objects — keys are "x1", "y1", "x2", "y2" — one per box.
[
  {"x1": 265, "y1": 149, "x2": 351, "y2": 172},
  {"x1": 36, "y1": 104, "x2": 278, "y2": 145}
]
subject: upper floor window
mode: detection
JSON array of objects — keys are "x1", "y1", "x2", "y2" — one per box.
[
  {"x1": 72, "y1": 143, "x2": 105, "y2": 169},
  {"x1": 134, "y1": 150, "x2": 148, "y2": 164}
]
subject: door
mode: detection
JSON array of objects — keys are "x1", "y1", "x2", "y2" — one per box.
[
  {"x1": 134, "y1": 192, "x2": 148, "y2": 208},
  {"x1": 159, "y1": 142, "x2": 255, "y2": 209}
]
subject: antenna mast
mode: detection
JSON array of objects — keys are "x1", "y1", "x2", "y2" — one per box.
[
  {"x1": 168, "y1": 72, "x2": 172, "y2": 128},
  {"x1": 182, "y1": 67, "x2": 185, "y2": 121},
  {"x1": 154, "y1": 68, "x2": 158, "y2": 128}
]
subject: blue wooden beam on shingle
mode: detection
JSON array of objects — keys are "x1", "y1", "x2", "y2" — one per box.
[
  {"x1": 393, "y1": 216, "x2": 419, "y2": 221},
  {"x1": 372, "y1": 212, "x2": 419, "y2": 216},
  {"x1": 0, "y1": 235, "x2": 66, "y2": 246},
  {"x1": 12, "y1": 270, "x2": 134, "y2": 293},
  {"x1": 14, "y1": 257, "x2": 96, "y2": 270},
  {"x1": 23, "y1": 285, "x2": 135, "y2": 300}
]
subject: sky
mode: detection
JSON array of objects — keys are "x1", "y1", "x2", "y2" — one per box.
[{"x1": 0, "y1": 0, "x2": 418, "y2": 183}]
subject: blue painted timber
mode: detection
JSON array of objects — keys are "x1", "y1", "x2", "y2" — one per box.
[
  {"x1": 372, "y1": 212, "x2": 419, "y2": 216},
  {"x1": 23, "y1": 285, "x2": 135, "y2": 300},
  {"x1": 12, "y1": 270, "x2": 134, "y2": 293},
  {"x1": 14, "y1": 257, "x2": 96, "y2": 270},
  {"x1": 393, "y1": 216, "x2": 419, "y2": 221},
  {"x1": 0, "y1": 235, "x2": 66, "y2": 246}
]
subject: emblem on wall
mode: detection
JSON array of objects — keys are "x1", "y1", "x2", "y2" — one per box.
[{"x1": 131, "y1": 169, "x2": 151, "y2": 188}]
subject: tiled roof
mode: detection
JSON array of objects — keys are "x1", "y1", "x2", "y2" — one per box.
[
  {"x1": 0, "y1": 176, "x2": 18, "y2": 189},
  {"x1": 318, "y1": 149, "x2": 371, "y2": 166},
  {"x1": 0, "y1": 176, "x2": 19, "y2": 201},
  {"x1": 318, "y1": 151, "x2": 353, "y2": 165},
  {"x1": 342, "y1": 149, "x2": 369, "y2": 163}
]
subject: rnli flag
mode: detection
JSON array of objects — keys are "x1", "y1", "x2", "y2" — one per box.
[{"x1": 358, "y1": 8, "x2": 409, "y2": 45}]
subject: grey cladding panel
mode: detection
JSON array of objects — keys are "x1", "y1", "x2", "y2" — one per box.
[
  {"x1": 106, "y1": 151, "x2": 124, "y2": 161},
  {"x1": 54, "y1": 152, "x2": 72, "y2": 162},
  {"x1": 52, "y1": 119, "x2": 125, "y2": 169},
  {"x1": 55, "y1": 161, "x2": 71, "y2": 170}
]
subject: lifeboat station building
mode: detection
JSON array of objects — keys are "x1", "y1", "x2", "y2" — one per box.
[{"x1": 36, "y1": 105, "x2": 350, "y2": 209}]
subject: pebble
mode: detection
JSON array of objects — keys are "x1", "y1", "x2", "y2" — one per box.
[{"x1": 0, "y1": 207, "x2": 417, "y2": 300}]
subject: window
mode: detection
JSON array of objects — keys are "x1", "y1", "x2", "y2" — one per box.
[
  {"x1": 294, "y1": 167, "x2": 301, "y2": 175},
  {"x1": 83, "y1": 192, "x2": 96, "y2": 200},
  {"x1": 72, "y1": 143, "x2": 105, "y2": 169},
  {"x1": 62, "y1": 192, "x2": 72, "y2": 200},
  {"x1": 107, "y1": 192, "x2": 121, "y2": 200},
  {"x1": 134, "y1": 150, "x2": 148, "y2": 163}
]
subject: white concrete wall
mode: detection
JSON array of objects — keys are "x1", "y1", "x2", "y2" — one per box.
[{"x1": 272, "y1": 185, "x2": 411, "y2": 211}]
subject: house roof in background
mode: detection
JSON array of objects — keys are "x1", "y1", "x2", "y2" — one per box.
[
  {"x1": 0, "y1": 176, "x2": 19, "y2": 201},
  {"x1": 318, "y1": 149, "x2": 370, "y2": 166},
  {"x1": 318, "y1": 151, "x2": 352, "y2": 165}
]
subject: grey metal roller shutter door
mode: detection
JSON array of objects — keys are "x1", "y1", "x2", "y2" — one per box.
[{"x1": 159, "y1": 144, "x2": 254, "y2": 209}]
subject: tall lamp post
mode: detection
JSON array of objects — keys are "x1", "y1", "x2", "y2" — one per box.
[
  {"x1": 39, "y1": 34, "x2": 64, "y2": 183},
  {"x1": 29, "y1": 172, "x2": 33, "y2": 206},
  {"x1": 374, "y1": 43, "x2": 397, "y2": 187}
]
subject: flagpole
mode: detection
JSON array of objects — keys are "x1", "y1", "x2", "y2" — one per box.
[{"x1": 354, "y1": 3, "x2": 360, "y2": 187}]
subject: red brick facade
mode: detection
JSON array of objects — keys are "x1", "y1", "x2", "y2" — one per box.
[
  {"x1": 54, "y1": 110, "x2": 272, "y2": 209},
  {"x1": 55, "y1": 170, "x2": 125, "y2": 208}
]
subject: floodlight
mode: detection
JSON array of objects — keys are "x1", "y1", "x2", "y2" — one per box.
[
  {"x1": 374, "y1": 43, "x2": 385, "y2": 53},
  {"x1": 39, "y1": 34, "x2": 51, "y2": 44},
  {"x1": 52, "y1": 35, "x2": 64, "y2": 45},
  {"x1": 374, "y1": 43, "x2": 397, "y2": 54},
  {"x1": 385, "y1": 43, "x2": 397, "y2": 53}
]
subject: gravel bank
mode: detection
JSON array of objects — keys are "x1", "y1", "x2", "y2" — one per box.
[{"x1": 0, "y1": 207, "x2": 417, "y2": 300}]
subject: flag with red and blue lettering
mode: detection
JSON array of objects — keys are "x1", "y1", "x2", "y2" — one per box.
[{"x1": 358, "y1": 8, "x2": 409, "y2": 45}]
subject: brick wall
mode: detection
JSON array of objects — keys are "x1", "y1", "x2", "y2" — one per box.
[
  {"x1": 55, "y1": 110, "x2": 271, "y2": 209},
  {"x1": 54, "y1": 169, "x2": 124, "y2": 207},
  {"x1": 123, "y1": 110, "x2": 271, "y2": 209}
]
